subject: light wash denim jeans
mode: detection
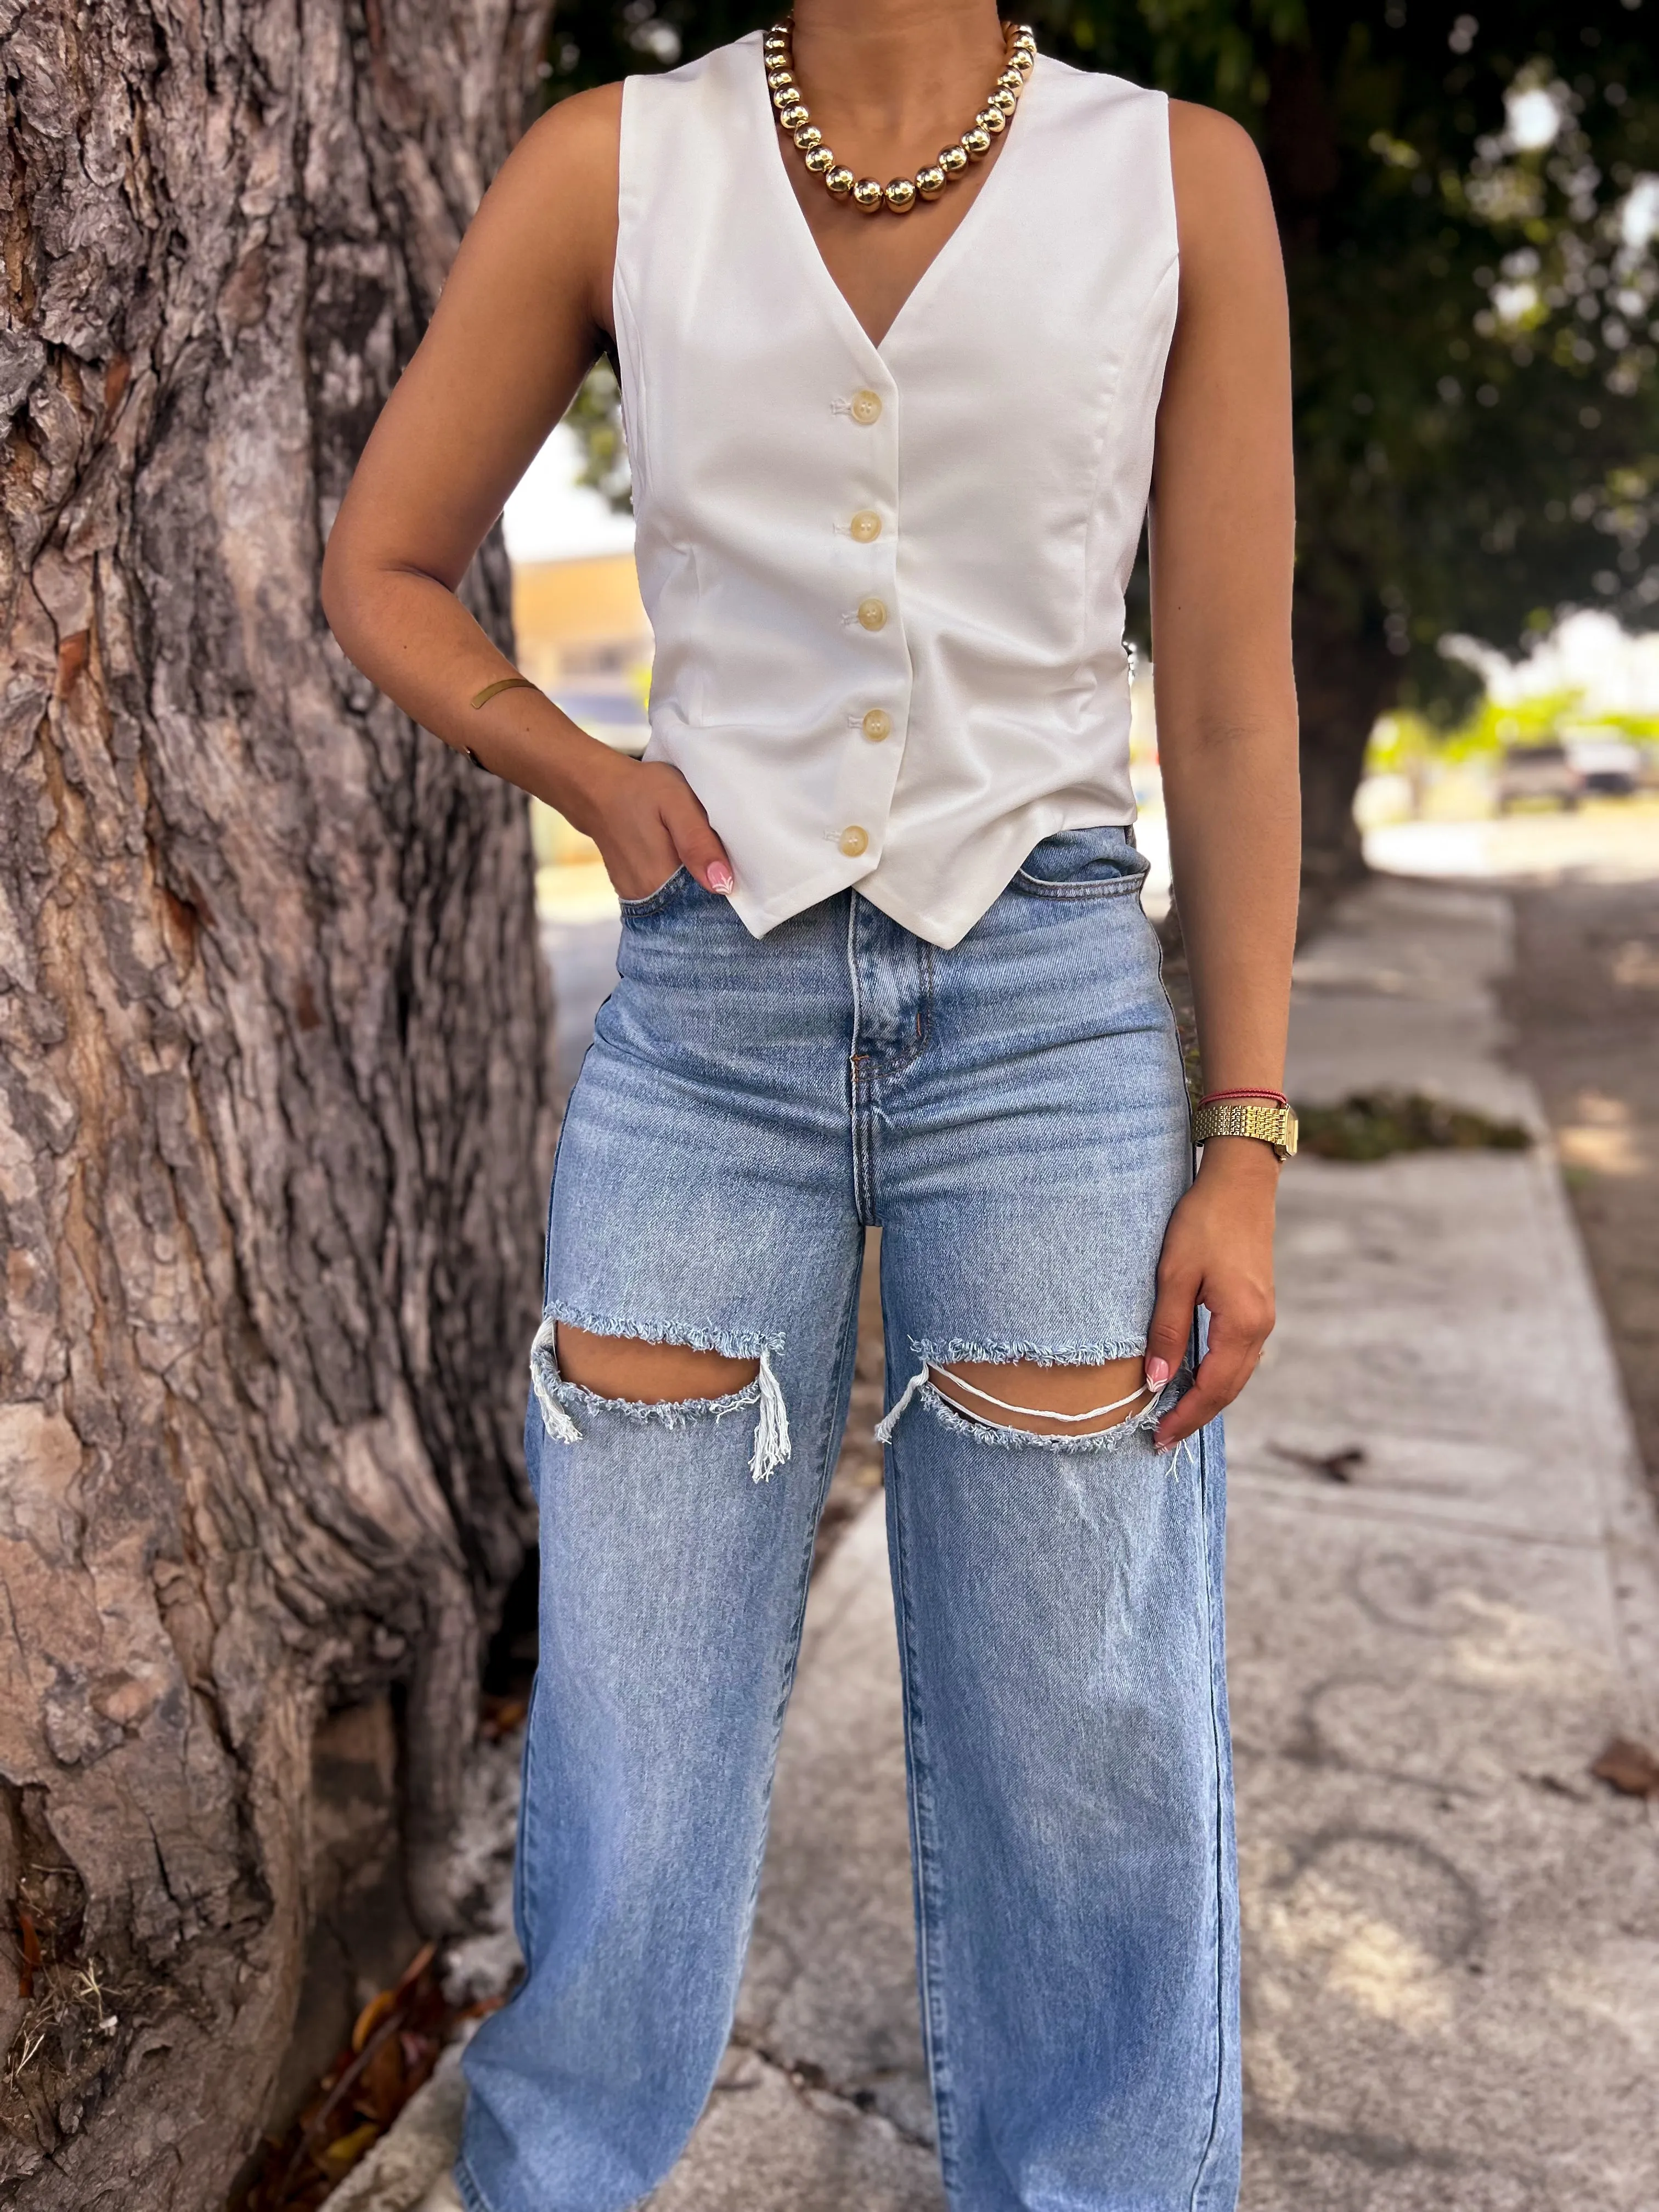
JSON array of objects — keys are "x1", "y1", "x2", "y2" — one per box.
[{"x1": 457, "y1": 827, "x2": 1240, "y2": 2212}]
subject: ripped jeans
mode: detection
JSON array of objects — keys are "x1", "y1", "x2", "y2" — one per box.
[{"x1": 457, "y1": 827, "x2": 1240, "y2": 2212}]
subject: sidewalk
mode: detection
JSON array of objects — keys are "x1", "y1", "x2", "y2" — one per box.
[{"x1": 333, "y1": 875, "x2": 1659, "y2": 2211}]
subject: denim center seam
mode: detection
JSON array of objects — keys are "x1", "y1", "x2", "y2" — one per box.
[
  {"x1": 742, "y1": 1252, "x2": 867, "y2": 1921},
  {"x1": 847, "y1": 894, "x2": 935, "y2": 1228},
  {"x1": 883, "y1": 1411, "x2": 961, "y2": 2185},
  {"x1": 453, "y1": 2150, "x2": 496, "y2": 2212},
  {"x1": 1187, "y1": 1415, "x2": 1233, "y2": 2211},
  {"x1": 510, "y1": 1666, "x2": 544, "y2": 1972}
]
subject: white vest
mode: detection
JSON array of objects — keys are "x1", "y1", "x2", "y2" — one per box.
[{"x1": 615, "y1": 36, "x2": 1177, "y2": 948}]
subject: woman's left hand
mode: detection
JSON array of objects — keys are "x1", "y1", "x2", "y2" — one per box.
[{"x1": 1143, "y1": 1138, "x2": 1279, "y2": 1449}]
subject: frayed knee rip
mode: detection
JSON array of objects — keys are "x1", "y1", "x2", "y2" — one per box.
[
  {"x1": 528, "y1": 1312, "x2": 792, "y2": 1483},
  {"x1": 874, "y1": 1346, "x2": 1171, "y2": 1458}
]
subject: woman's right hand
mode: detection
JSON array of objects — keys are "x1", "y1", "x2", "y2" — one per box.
[{"x1": 580, "y1": 754, "x2": 735, "y2": 902}]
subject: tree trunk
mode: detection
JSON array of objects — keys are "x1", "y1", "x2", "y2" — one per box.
[
  {"x1": 1293, "y1": 582, "x2": 1398, "y2": 907},
  {"x1": 0, "y1": 2, "x2": 555, "y2": 2203}
]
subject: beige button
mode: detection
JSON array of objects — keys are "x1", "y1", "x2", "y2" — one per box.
[
  {"x1": 856, "y1": 596, "x2": 888, "y2": 631},
  {"x1": 850, "y1": 509, "x2": 883, "y2": 543},
  {"x1": 861, "y1": 708, "x2": 893, "y2": 743},
  {"x1": 850, "y1": 389, "x2": 883, "y2": 426},
  {"x1": 839, "y1": 825, "x2": 870, "y2": 857}
]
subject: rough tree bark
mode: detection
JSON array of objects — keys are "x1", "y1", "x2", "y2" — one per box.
[{"x1": 0, "y1": 2, "x2": 555, "y2": 2203}]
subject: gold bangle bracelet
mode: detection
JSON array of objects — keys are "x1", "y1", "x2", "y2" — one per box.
[{"x1": 469, "y1": 674, "x2": 538, "y2": 710}]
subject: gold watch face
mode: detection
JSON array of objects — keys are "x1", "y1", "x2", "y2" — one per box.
[{"x1": 1279, "y1": 1106, "x2": 1299, "y2": 1160}]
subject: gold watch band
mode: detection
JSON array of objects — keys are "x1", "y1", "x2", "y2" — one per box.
[{"x1": 1192, "y1": 1099, "x2": 1299, "y2": 1161}]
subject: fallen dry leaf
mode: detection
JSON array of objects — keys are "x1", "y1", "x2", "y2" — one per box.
[
  {"x1": 481, "y1": 1694, "x2": 529, "y2": 1740},
  {"x1": 350, "y1": 1987, "x2": 396, "y2": 2055},
  {"x1": 1271, "y1": 1442, "x2": 1367, "y2": 1485},
  {"x1": 317, "y1": 2120, "x2": 380, "y2": 2176},
  {"x1": 1590, "y1": 1736, "x2": 1659, "y2": 1798}
]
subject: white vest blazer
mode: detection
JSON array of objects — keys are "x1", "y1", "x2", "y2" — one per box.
[{"x1": 614, "y1": 35, "x2": 1178, "y2": 948}]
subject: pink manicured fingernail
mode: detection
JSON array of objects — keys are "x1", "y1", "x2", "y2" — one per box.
[
  {"x1": 707, "y1": 863, "x2": 734, "y2": 893},
  {"x1": 1145, "y1": 1356, "x2": 1171, "y2": 1387}
]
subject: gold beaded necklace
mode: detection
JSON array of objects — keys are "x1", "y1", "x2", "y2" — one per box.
[{"x1": 765, "y1": 19, "x2": 1036, "y2": 216}]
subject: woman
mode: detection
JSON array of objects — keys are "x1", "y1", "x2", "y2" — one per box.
[{"x1": 323, "y1": 3, "x2": 1297, "y2": 2206}]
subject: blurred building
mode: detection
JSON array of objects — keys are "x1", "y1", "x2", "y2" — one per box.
[{"x1": 512, "y1": 552, "x2": 651, "y2": 874}]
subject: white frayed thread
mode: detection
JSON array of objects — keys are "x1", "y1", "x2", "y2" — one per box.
[
  {"x1": 876, "y1": 1362, "x2": 1156, "y2": 1443},
  {"x1": 874, "y1": 1365, "x2": 930, "y2": 1444},
  {"x1": 751, "y1": 1347, "x2": 791, "y2": 1483},
  {"x1": 528, "y1": 1314, "x2": 583, "y2": 1444},
  {"x1": 927, "y1": 1365, "x2": 1156, "y2": 1426}
]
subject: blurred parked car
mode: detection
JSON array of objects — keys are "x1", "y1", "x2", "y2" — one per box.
[
  {"x1": 1496, "y1": 741, "x2": 1581, "y2": 812},
  {"x1": 1565, "y1": 736, "x2": 1644, "y2": 798}
]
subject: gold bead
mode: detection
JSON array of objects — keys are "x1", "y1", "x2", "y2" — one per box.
[
  {"x1": 826, "y1": 166, "x2": 855, "y2": 196},
  {"x1": 794, "y1": 122, "x2": 822, "y2": 149},
  {"x1": 997, "y1": 69, "x2": 1024, "y2": 93},
  {"x1": 771, "y1": 82, "x2": 798, "y2": 106},
  {"x1": 990, "y1": 87, "x2": 1017, "y2": 115},
  {"x1": 780, "y1": 103, "x2": 810, "y2": 129},
  {"x1": 804, "y1": 144, "x2": 835, "y2": 173},
  {"x1": 977, "y1": 108, "x2": 1006, "y2": 134},
  {"x1": 962, "y1": 127, "x2": 991, "y2": 157},
  {"x1": 1012, "y1": 47, "x2": 1034, "y2": 72},
  {"x1": 916, "y1": 165, "x2": 947, "y2": 199},
  {"x1": 938, "y1": 145, "x2": 969, "y2": 176},
  {"x1": 884, "y1": 177, "x2": 917, "y2": 213},
  {"x1": 851, "y1": 177, "x2": 884, "y2": 212}
]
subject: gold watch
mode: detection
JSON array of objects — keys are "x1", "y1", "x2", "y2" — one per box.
[{"x1": 1192, "y1": 1098, "x2": 1298, "y2": 1161}]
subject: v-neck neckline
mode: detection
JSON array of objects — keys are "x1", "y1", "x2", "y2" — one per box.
[{"x1": 749, "y1": 33, "x2": 1037, "y2": 363}]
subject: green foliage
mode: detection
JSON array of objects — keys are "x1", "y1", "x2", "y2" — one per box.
[
  {"x1": 540, "y1": 2, "x2": 1659, "y2": 704},
  {"x1": 1294, "y1": 1089, "x2": 1533, "y2": 1160},
  {"x1": 566, "y1": 358, "x2": 631, "y2": 509}
]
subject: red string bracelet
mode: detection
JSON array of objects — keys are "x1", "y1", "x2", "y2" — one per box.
[{"x1": 1199, "y1": 1087, "x2": 1289, "y2": 1108}]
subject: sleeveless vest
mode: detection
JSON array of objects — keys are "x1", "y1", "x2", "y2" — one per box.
[{"x1": 614, "y1": 36, "x2": 1178, "y2": 947}]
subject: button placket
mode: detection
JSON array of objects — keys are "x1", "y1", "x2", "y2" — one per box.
[{"x1": 834, "y1": 371, "x2": 903, "y2": 870}]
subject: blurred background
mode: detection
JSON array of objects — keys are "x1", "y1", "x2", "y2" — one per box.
[{"x1": 512, "y1": 0, "x2": 1659, "y2": 1009}]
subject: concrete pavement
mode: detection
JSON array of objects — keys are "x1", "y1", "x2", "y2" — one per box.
[{"x1": 330, "y1": 874, "x2": 1659, "y2": 2210}]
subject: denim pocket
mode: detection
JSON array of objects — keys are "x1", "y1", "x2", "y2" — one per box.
[
  {"x1": 618, "y1": 866, "x2": 692, "y2": 919},
  {"x1": 1014, "y1": 825, "x2": 1148, "y2": 900}
]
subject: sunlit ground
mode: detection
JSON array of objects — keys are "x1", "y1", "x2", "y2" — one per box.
[{"x1": 1365, "y1": 793, "x2": 1659, "y2": 883}]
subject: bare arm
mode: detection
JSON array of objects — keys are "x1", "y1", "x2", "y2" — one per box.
[
  {"x1": 320, "y1": 85, "x2": 733, "y2": 900},
  {"x1": 1144, "y1": 99, "x2": 1300, "y2": 1448}
]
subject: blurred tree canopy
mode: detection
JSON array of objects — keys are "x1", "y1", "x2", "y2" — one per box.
[{"x1": 540, "y1": 0, "x2": 1659, "y2": 879}]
